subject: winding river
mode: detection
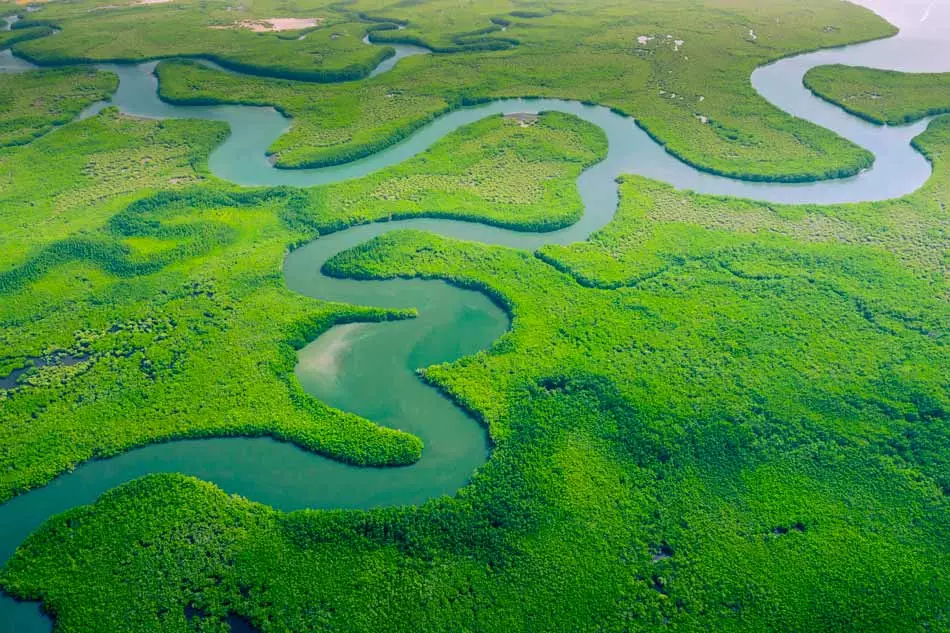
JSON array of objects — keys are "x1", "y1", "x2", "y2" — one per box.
[{"x1": 1, "y1": 1, "x2": 948, "y2": 630}]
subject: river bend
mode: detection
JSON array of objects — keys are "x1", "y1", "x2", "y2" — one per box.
[{"x1": 0, "y1": 1, "x2": 948, "y2": 630}]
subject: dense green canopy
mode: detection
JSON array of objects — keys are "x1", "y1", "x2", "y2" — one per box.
[{"x1": 0, "y1": 1, "x2": 947, "y2": 631}]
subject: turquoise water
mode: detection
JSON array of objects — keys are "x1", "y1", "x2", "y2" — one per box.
[
  {"x1": 67, "y1": 61, "x2": 936, "y2": 203},
  {"x1": 1, "y1": 2, "x2": 949, "y2": 630}
]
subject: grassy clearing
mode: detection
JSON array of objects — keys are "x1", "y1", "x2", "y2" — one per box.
[
  {"x1": 0, "y1": 108, "x2": 223, "y2": 270},
  {"x1": 0, "y1": 68, "x2": 116, "y2": 146},
  {"x1": 804, "y1": 64, "x2": 950, "y2": 124},
  {"x1": 10, "y1": 6, "x2": 389, "y2": 81},
  {"x1": 309, "y1": 111, "x2": 607, "y2": 232}
]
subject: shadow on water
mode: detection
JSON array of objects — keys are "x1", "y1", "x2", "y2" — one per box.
[
  {"x1": 227, "y1": 615, "x2": 259, "y2": 633},
  {"x1": 185, "y1": 605, "x2": 260, "y2": 633},
  {"x1": 0, "y1": 353, "x2": 89, "y2": 390}
]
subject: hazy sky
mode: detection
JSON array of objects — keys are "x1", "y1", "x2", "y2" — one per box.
[{"x1": 850, "y1": 0, "x2": 949, "y2": 37}]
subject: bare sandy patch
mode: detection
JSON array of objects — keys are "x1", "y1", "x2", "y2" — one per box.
[
  {"x1": 296, "y1": 323, "x2": 369, "y2": 382},
  {"x1": 505, "y1": 112, "x2": 540, "y2": 127},
  {"x1": 136, "y1": 0, "x2": 173, "y2": 5},
  {"x1": 211, "y1": 17, "x2": 323, "y2": 33}
]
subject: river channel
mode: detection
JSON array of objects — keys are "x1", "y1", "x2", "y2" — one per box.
[{"x1": 0, "y1": 1, "x2": 947, "y2": 630}]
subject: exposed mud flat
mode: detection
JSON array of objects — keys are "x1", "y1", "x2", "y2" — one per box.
[
  {"x1": 211, "y1": 17, "x2": 323, "y2": 32},
  {"x1": 296, "y1": 323, "x2": 369, "y2": 382}
]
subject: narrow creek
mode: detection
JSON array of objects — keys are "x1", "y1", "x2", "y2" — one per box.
[{"x1": 0, "y1": 1, "x2": 948, "y2": 630}]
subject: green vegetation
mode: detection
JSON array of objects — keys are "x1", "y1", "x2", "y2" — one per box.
[
  {"x1": 21, "y1": 0, "x2": 898, "y2": 180},
  {"x1": 805, "y1": 64, "x2": 950, "y2": 124},
  {"x1": 0, "y1": 25, "x2": 53, "y2": 49},
  {"x1": 0, "y1": 108, "x2": 604, "y2": 501},
  {"x1": 358, "y1": 1, "x2": 517, "y2": 53},
  {"x1": 10, "y1": 6, "x2": 389, "y2": 81},
  {"x1": 2, "y1": 68, "x2": 949, "y2": 633},
  {"x1": 539, "y1": 118, "x2": 950, "y2": 292},
  {"x1": 0, "y1": 109, "x2": 429, "y2": 494},
  {"x1": 0, "y1": 68, "x2": 116, "y2": 146},
  {"x1": 5, "y1": 127, "x2": 949, "y2": 630},
  {"x1": 0, "y1": 107, "x2": 224, "y2": 271},
  {"x1": 2, "y1": 3, "x2": 949, "y2": 632},
  {"x1": 309, "y1": 111, "x2": 607, "y2": 232}
]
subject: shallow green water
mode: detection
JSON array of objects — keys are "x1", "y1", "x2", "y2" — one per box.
[{"x1": 2, "y1": 2, "x2": 950, "y2": 630}]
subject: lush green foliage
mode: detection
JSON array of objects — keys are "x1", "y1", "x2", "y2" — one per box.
[
  {"x1": 0, "y1": 109, "x2": 603, "y2": 500},
  {"x1": 0, "y1": 68, "x2": 115, "y2": 146},
  {"x1": 2, "y1": 3, "x2": 949, "y2": 632},
  {"x1": 2, "y1": 74, "x2": 949, "y2": 633},
  {"x1": 309, "y1": 111, "x2": 607, "y2": 232},
  {"x1": 0, "y1": 24, "x2": 53, "y2": 49},
  {"x1": 6, "y1": 157, "x2": 949, "y2": 631},
  {"x1": 10, "y1": 5, "x2": 389, "y2": 81},
  {"x1": 539, "y1": 116, "x2": 950, "y2": 294},
  {"x1": 357, "y1": 1, "x2": 517, "y2": 53},
  {"x1": 0, "y1": 107, "x2": 223, "y2": 270},
  {"x1": 805, "y1": 64, "x2": 950, "y2": 124},
  {"x1": 148, "y1": 0, "x2": 893, "y2": 180}
]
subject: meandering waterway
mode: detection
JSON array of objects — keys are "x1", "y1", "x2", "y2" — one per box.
[{"x1": 1, "y1": 1, "x2": 948, "y2": 630}]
